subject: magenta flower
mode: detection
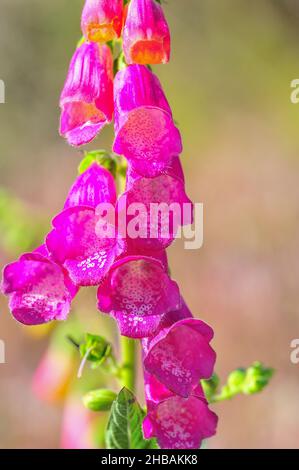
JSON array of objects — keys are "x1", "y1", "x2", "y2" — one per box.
[
  {"x1": 60, "y1": 42, "x2": 113, "y2": 147},
  {"x1": 1, "y1": 247, "x2": 77, "y2": 326},
  {"x1": 113, "y1": 65, "x2": 182, "y2": 177},
  {"x1": 97, "y1": 256, "x2": 181, "y2": 338},
  {"x1": 117, "y1": 157, "x2": 193, "y2": 252},
  {"x1": 142, "y1": 300, "x2": 216, "y2": 397},
  {"x1": 123, "y1": 0, "x2": 170, "y2": 65},
  {"x1": 64, "y1": 162, "x2": 117, "y2": 209},
  {"x1": 81, "y1": 0, "x2": 123, "y2": 43},
  {"x1": 46, "y1": 206, "x2": 123, "y2": 287},
  {"x1": 143, "y1": 374, "x2": 218, "y2": 449}
]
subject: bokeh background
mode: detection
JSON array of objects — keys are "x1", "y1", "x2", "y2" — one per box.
[{"x1": 1, "y1": 0, "x2": 299, "y2": 449}]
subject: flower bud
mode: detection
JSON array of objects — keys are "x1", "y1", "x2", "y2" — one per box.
[
  {"x1": 242, "y1": 362, "x2": 274, "y2": 395},
  {"x1": 227, "y1": 369, "x2": 247, "y2": 394},
  {"x1": 201, "y1": 373, "x2": 220, "y2": 402},
  {"x1": 83, "y1": 389, "x2": 117, "y2": 411}
]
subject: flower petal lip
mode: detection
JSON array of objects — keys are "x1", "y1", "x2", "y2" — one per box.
[
  {"x1": 113, "y1": 65, "x2": 182, "y2": 177},
  {"x1": 1, "y1": 249, "x2": 77, "y2": 326},
  {"x1": 81, "y1": 0, "x2": 124, "y2": 43},
  {"x1": 143, "y1": 316, "x2": 216, "y2": 398},
  {"x1": 123, "y1": 0, "x2": 171, "y2": 65},
  {"x1": 60, "y1": 42, "x2": 113, "y2": 147},
  {"x1": 97, "y1": 256, "x2": 181, "y2": 338},
  {"x1": 143, "y1": 374, "x2": 218, "y2": 450},
  {"x1": 64, "y1": 162, "x2": 117, "y2": 209},
  {"x1": 46, "y1": 206, "x2": 123, "y2": 287}
]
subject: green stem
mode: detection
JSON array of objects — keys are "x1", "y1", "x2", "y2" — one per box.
[{"x1": 120, "y1": 337, "x2": 136, "y2": 392}]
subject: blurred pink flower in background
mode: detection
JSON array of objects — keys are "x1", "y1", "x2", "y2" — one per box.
[
  {"x1": 32, "y1": 348, "x2": 75, "y2": 404},
  {"x1": 61, "y1": 397, "x2": 96, "y2": 449}
]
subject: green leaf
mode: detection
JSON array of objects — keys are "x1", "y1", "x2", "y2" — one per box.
[{"x1": 106, "y1": 388, "x2": 158, "y2": 449}]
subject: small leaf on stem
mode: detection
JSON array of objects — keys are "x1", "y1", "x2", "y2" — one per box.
[{"x1": 106, "y1": 388, "x2": 158, "y2": 449}]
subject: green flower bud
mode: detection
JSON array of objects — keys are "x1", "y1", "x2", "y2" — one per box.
[
  {"x1": 242, "y1": 362, "x2": 274, "y2": 395},
  {"x1": 201, "y1": 374, "x2": 220, "y2": 401},
  {"x1": 83, "y1": 389, "x2": 117, "y2": 412},
  {"x1": 79, "y1": 333, "x2": 111, "y2": 366},
  {"x1": 227, "y1": 368, "x2": 246, "y2": 394}
]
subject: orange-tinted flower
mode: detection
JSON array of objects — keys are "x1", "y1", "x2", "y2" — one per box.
[
  {"x1": 123, "y1": 0, "x2": 170, "y2": 65},
  {"x1": 81, "y1": 0, "x2": 123, "y2": 43}
]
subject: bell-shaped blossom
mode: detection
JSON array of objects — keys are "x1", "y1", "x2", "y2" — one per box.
[
  {"x1": 118, "y1": 157, "x2": 193, "y2": 252},
  {"x1": 142, "y1": 301, "x2": 216, "y2": 397},
  {"x1": 113, "y1": 65, "x2": 182, "y2": 177},
  {"x1": 143, "y1": 374, "x2": 218, "y2": 449},
  {"x1": 60, "y1": 42, "x2": 113, "y2": 147},
  {"x1": 123, "y1": 0, "x2": 170, "y2": 65},
  {"x1": 46, "y1": 206, "x2": 123, "y2": 287},
  {"x1": 97, "y1": 256, "x2": 181, "y2": 338},
  {"x1": 1, "y1": 247, "x2": 77, "y2": 326},
  {"x1": 64, "y1": 162, "x2": 117, "y2": 209},
  {"x1": 81, "y1": 0, "x2": 123, "y2": 43}
]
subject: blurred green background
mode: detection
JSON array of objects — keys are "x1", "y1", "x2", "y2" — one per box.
[{"x1": 1, "y1": 0, "x2": 299, "y2": 448}]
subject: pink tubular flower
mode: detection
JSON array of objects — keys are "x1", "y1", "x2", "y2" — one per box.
[
  {"x1": 64, "y1": 162, "x2": 117, "y2": 209},
  {"x1": 1, "y1": 247, "x2": 77, "y2": 326},
  {"x1": 81, "y1": 0, "x2": 123, "y2": 43},
  {"x1": 117, "y1": 157, "x2": 193, "y2": 252},
  {"x1": 60, "y1": 42, "x2": 113, "y2": 147},
  {"x1": 123, "y1": 0, "x2": 170, "y2": 65},
  {"x1": 46, "y1": 206, "x2": 123, "y2": 287},
  {"x1": 142, "y1": 301, "x2": 216, "y2": 397},
  {"x1": 143, "y1": 374, "x2": 218, "y2": 450},
  {"x1": 97, "y1": 256, "x2": 181, "y2": 338},
  {"x1": 113, "y1": 65, "x2": 182, "y2": 177}
]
